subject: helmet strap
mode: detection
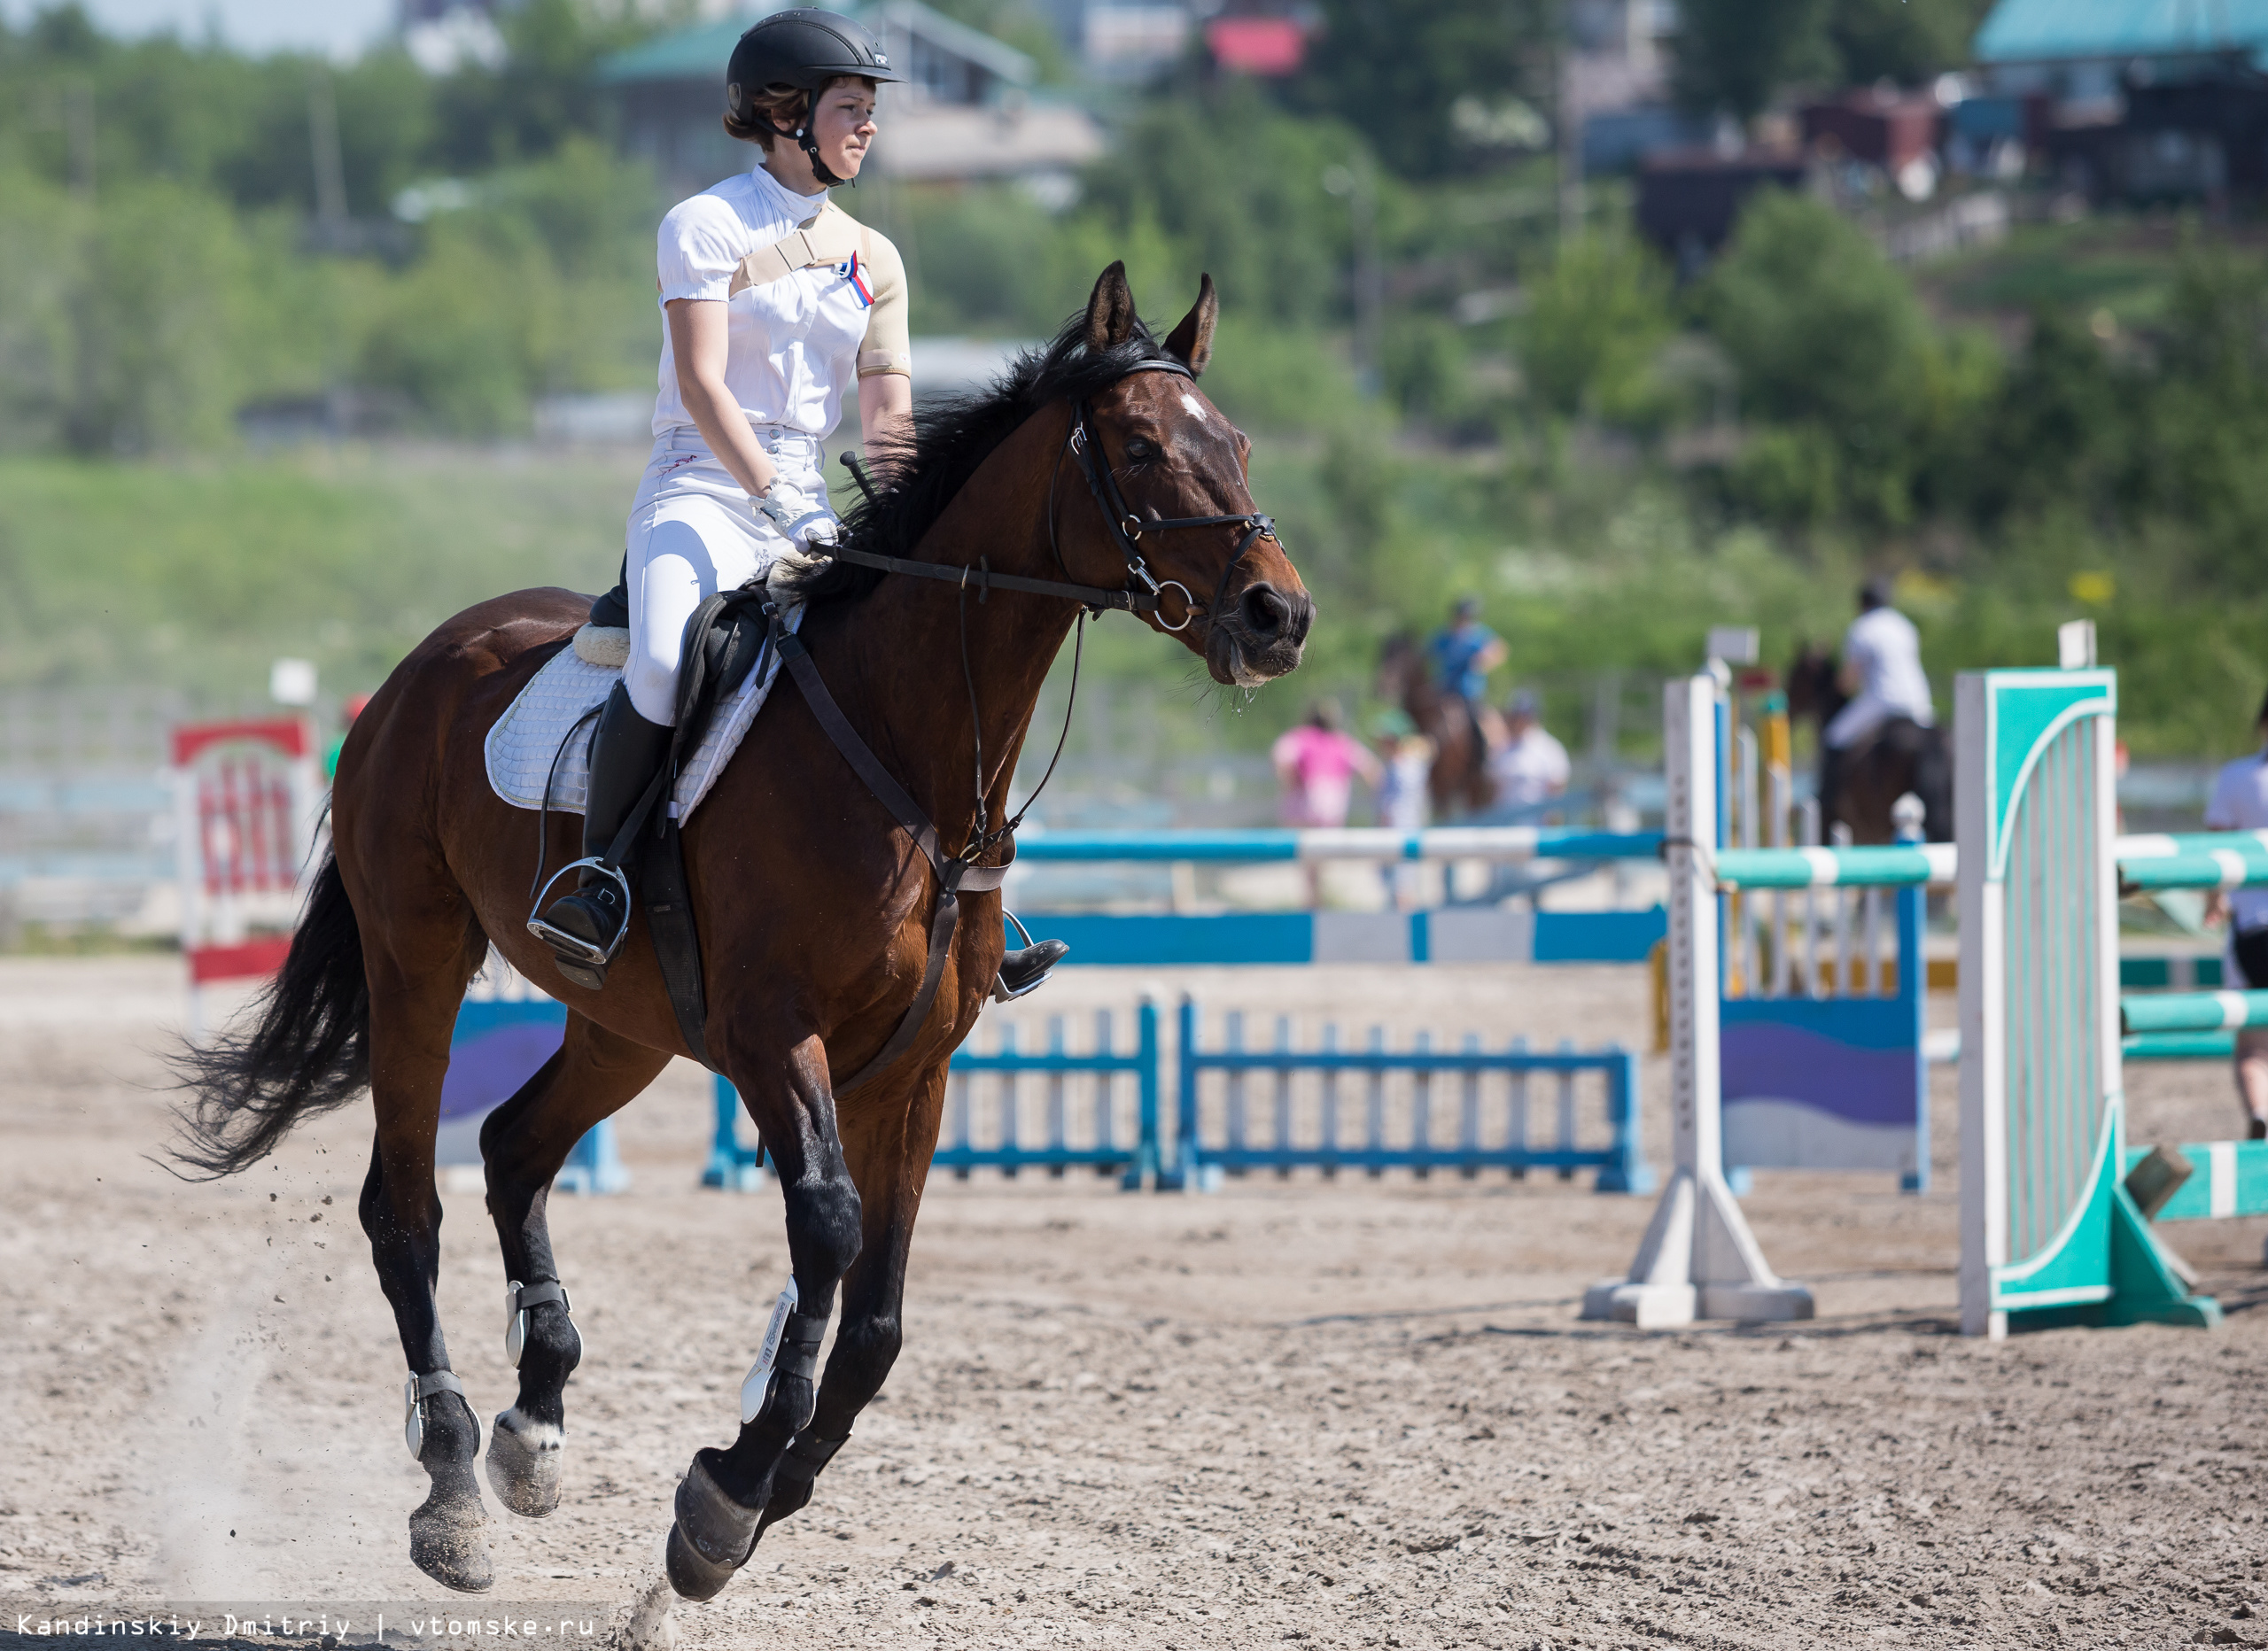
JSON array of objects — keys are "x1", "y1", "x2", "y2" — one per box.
[{"x1": 768, "y1": 116, "x2": 849, "y2": 189}]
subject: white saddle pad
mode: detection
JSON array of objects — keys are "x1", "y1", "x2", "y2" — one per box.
[{"x1": 485, "y1": 608, "x2": 803, "y2": 819}]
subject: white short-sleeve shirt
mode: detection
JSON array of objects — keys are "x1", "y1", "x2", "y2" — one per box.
[
  {"x1": 1826, "y1": 605, "x2": 1936, "y2": 748},
  {"x1": 2207, "y1": 750, "x2": 2268, "y2": 935},
  {"x1": 1488, "y1": 725, "x2": 1572, "y2": 813},
  {"x1": 651, "y1": 165, "x2": 899, "y2": 442}
]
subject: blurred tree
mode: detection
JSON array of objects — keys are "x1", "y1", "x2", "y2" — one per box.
[
  {"x1": 1077, "y1": 87, "x2": 1353, "y2": 328},
  {"x1": 0, "y1": 168, "x2": 255, "y2": 453},
  {"x1": 2135, "y1": 239, "x2": 2268, "y2": 571},
  {"x1": 1518, "y1": 232, "x2": 1675, "y2": 427},
  {"x1": 1289, "y1": 0, "x2": 1554, "y2": 181},
  {"x1": 359, "y1": 225, "x2": 551, "y2": 434},
  {"x1": 0, "y1": 11, "x2": 439, "y2": 215},
  {"x1": 431, "y1": 0, "x2": 656, "y2": 170},
  {"x1": 1672, "y1": 0, "x2": 1834, "y2": 126},
  {"x1": 1966, "y1": 307, "x2": 2127, "y2": 523},
  {"x1": 1828, "y1": 0, "x2": 1994, "y2": 86},
  {"x1": 1674, "y1": 0, "x2": 1993, "y2": 123},
  {"x1": 1705, "y1": 190, "x2": 1934, "y2": 520}
]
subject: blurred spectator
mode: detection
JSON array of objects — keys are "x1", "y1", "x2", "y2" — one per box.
[
  {"x1": 1372, "y1": 709, "x2": 1434, "y2": 910},
  {"x1": 1372, "y1": 709, "x2": 1433, "y2": 832},
  {"x1": 1272, "y1": 700, "x2": 1379, "y2": 828},
  {"x1": 1487, "y1": 689, "x2": 1570, "y2": 815},
  {"x1": 2204, "y1": 686, "x2": 2268, "y2": 1140}
]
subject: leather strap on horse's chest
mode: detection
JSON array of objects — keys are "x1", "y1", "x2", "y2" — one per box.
[{"x1": 773, "y1": 625, "x2": 1008, "y2": 1096}]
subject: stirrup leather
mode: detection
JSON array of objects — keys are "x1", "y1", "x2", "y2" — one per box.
[{"x1": 524, "y1": 857, "x2": 634, "y2": 968}]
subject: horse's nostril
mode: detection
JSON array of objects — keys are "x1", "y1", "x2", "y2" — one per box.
[{"x1": 1241, "y1": 585, "x2": 1289, "y2": 637}]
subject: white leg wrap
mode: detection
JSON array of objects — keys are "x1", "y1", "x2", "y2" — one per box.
[
  {"x1": 503, "y1": 1278, "x2": 572, "y2": 1367},
  {"x1": 404, "y1": 1369, "x2": 469, "y2": 1460},
  {"x1": 739, "y1": 1280, "x2": 800, "y2": 1424}
]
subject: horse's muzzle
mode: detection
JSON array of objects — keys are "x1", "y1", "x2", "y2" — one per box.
[{"x1": 1206, "y1": 580, "x2": 1312, "y2": 686}]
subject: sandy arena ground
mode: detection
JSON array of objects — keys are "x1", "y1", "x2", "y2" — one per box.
[{"x1": 3, "y1": 955, "x2": 2266, "y2": 1651}]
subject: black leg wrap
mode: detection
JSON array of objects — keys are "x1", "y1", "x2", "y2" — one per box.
[
  {"x1": 668, "y1": 1450, "x2": 760, "y2": 1601},
  {"x1": 759, "y1": 1431, "x2": 850, "y2": 1533}
]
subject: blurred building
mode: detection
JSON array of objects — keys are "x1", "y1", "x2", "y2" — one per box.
[
  {"x1": 1972, "y1": 0, "x2": 2268, "y2": 202},
  {"x1": 1800, "y1": 87, "x2": 1945, "y2": 201},
  {"x1": 1566, "y1": 0, "x2": 1714, "y2": 175},
  {"x1": 600, "y1": 1, "x2": 1104, "y2": 198},
  {"x1": 1203, "y1": 12, "x2": 1308, "y2": 78},
  {"x1": 1635, "y1": 148, "x2": 1807, "y2": 273},
  {"x1": 398, "y1": 0, "x2": 507, "y2": 74}
]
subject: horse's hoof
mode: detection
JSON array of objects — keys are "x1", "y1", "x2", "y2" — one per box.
[
  {"x1": 672, "y1": 1453, "x2": 760, "y2": 1570},
  {"x1": 663, "y1": 1523, "x2": 735, "y2": 1603},
  {"x1": 409, "y1": 1488, "x2": 493, "y2": 1593},
  {"x1": 485, "y1": 1409, "x2": 563, "y2": 1518}
]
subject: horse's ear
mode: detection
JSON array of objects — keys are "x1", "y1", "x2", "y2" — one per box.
[
  {"x1": 1084, "y1": 261, "x2": 1138, "y2": 352},
  {"x1": 1164, "y1": 272, "x2": 1218, "y2": 376}
]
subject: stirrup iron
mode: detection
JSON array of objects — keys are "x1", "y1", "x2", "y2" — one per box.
[{"x1": 525, "y1": 857, "x2": 633, "y2": 969}]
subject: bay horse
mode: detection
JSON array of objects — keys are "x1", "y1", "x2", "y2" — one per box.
[
  {"x1": 1785, "y1": 643, "x2": 1951, "y2": 843},
  {"x1": 1376, "y1": 632, "x2": 1493, "y2": 818},
  {"x1": 171, "y1": 265, "x2": 1311, "y2": 1600}
]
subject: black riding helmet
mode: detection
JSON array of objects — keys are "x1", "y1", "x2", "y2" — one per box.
[{"x1": 726, "y1": 9, "x2": 902, "y2": 187}]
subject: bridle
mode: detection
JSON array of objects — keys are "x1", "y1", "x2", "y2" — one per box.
[
  {"x1": 820, "y1": 353, "x2": 1281, "y2": 856},
  {"x1": 826, "y1": 356, "x2": 1277, "y2": 628},
  {"x1": 1055, "y1": 359, "x2": 1278, "y2": 634}
]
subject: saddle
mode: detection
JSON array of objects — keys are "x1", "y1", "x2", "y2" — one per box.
[{"x1": 589, "y1": 578, "x2": 1031, "y2": 1089}]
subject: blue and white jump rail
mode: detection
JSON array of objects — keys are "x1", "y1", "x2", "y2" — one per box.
[{"x1": 1006, "y1": 826, "x2": 1669, "y2": 966}]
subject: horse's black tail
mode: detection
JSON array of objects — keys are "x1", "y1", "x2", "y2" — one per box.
[{"x1": 169, "y1": 852, "x2": 370, "y2": 1179}]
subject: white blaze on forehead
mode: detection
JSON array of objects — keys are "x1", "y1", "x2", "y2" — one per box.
[{"x1": 1179, "y1": 392, "x2": 1209, "y2": 422}]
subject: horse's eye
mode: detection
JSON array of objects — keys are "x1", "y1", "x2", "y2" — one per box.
[{"x1": 1123, "y1": 438, "x2": 1156, "y2": 461}]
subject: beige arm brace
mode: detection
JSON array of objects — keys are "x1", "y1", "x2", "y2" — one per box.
[
  {"x1": 853, "y1": 227, "x2": 911, "y2": 380},
  {"x1": 720, "y1": 202, "x2": 912, "y2": 381}
]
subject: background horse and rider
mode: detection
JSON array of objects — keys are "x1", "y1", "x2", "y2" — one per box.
[
  {"x1": 1785, "y1": 642, "x2": 1953, "y2": 843},
  {"x1": 1375, "y1": 632, "x2": 1495, "y2": 820},
  {"x1": 171, "y1": 266, "x2": 1309, "y2": 1600}
]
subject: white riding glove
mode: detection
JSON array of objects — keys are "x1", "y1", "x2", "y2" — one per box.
[{"x1": 756, "y1": 480, "x2": 839, "y2": 551}]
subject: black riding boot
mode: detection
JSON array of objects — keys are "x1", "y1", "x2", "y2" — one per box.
[
  {"x1": 532, "y1": 683, "x2": 672, "y2": 991},
  {"x1": 994, "y1": 938, "x2": 1069, "y2": 1002}
]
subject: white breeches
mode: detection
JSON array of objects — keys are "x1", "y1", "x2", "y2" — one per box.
[
  {"x1": 1825, "y1": 691, "x2": 1934, "y2": 752},
  {"x1": 622, "y1": 429, "x2": 827, "y2": 725}
]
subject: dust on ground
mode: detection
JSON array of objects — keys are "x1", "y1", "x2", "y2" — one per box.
[{"x1": 2, "y1": 957, "x2": 2264, "y2": 1651}]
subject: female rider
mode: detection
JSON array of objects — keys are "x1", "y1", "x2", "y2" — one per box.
[{"x1": 532, "y1": 9, "x2": 912, "y2": 988}]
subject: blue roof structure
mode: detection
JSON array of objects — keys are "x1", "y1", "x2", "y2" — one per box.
[
  {"x1": 1974, "y1": 0, "x2": 2268, "y2": 65},
  {"x1": 597, "y1": 15, "x2": 760, "y2": 85}
]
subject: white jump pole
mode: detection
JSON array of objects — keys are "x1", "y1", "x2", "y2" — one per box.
[{"x1": 1582, "y1": 672, "x2": 1814, "y2": 1327}]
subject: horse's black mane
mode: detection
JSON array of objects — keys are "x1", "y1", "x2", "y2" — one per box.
[{"x1": 775, "y1": 309, "x2": 1177, "y2": 608}]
